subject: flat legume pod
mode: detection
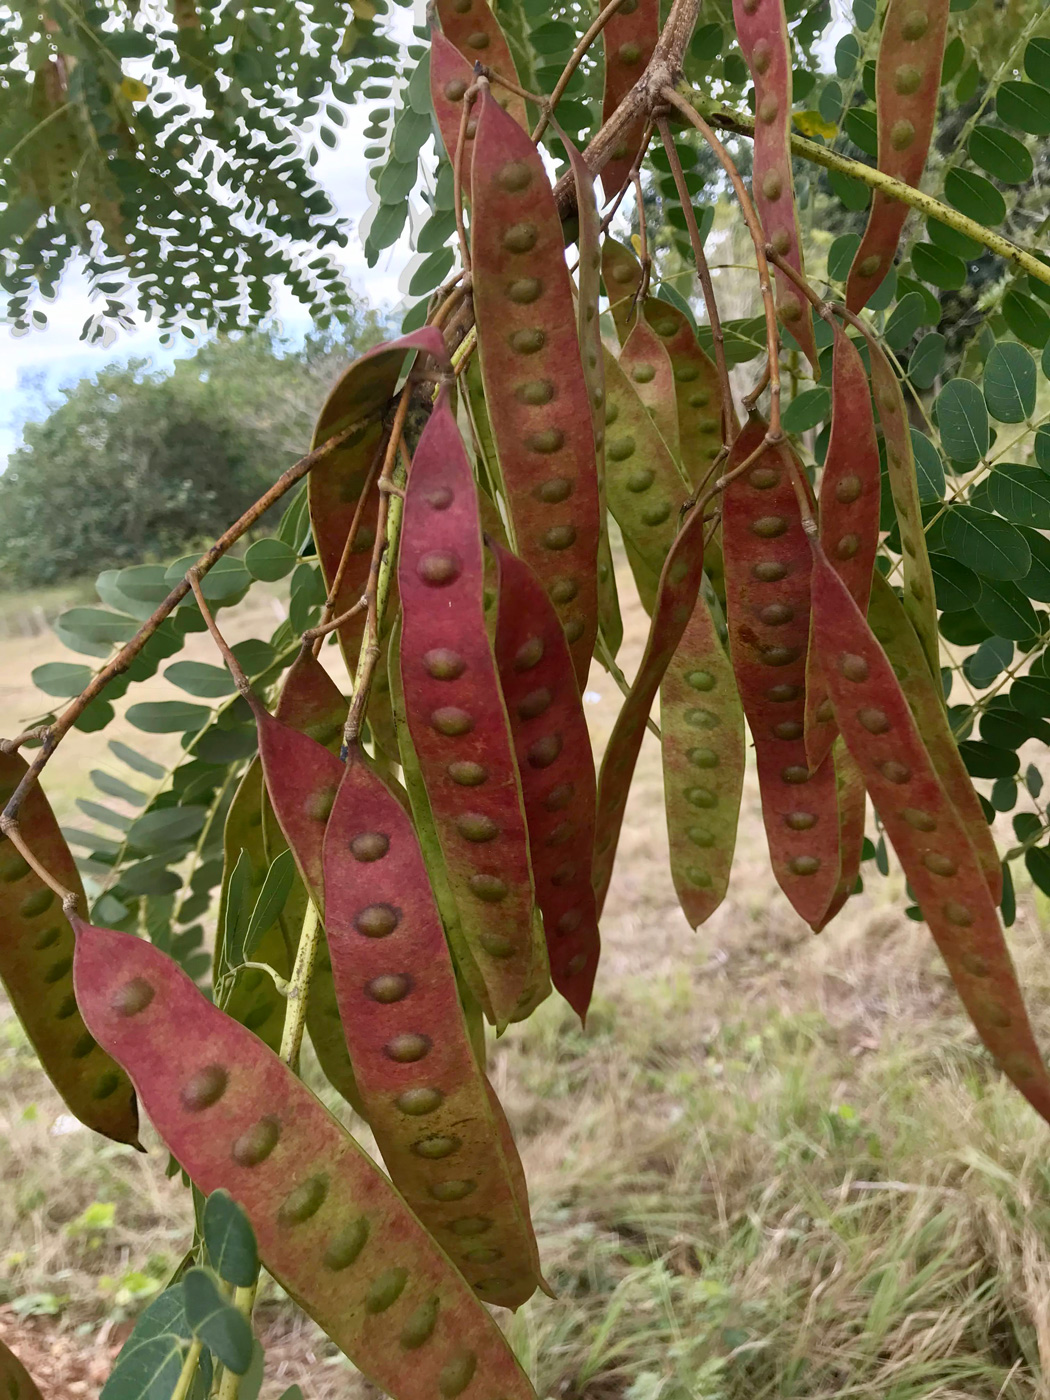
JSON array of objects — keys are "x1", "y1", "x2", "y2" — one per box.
[
  {"x1": 309, "y1": 329, "x2": 448, "y2": 684},
  {"x1": 721, "y1": 416, "x2": 841, "y2": 928},
  {"x1": 660, "y1": 592, "x2": 745, "y2": 928},
  {"x1": 435, "y1": 0, "x2": 527, "y2": 131},
  {"x1": 600, "y1": 0, "x2": 658, "y2": 199},
  {"x1": 809, "y1": 546, "x2": 1050, "y2": 1124},
  {"x1": 0, "y1": 751, "x2": 138, "y2": 1146},
  {"x1": 322, "y1": 748, "x2": 545, "y2": 1309},
  {"x1": 431, "y1": 29, "x2": 477, "y2": 163},
  {"x1": 71, "y1": 918, "x2": 540, "y2": 1400},
  {"x1": 815, "y1": 740, "x2": 867, "y2": 929},
  {"x1": 601, "y1": 237, "x2": 644, "y2": 347},
  {"x1": 619, "y1": 316, "x2": 680, "y2": 461},
  {"x1": 593, "y1": 499, "x2": 710, "y2": 916},
  {"x1": 472, "y1": 86, "x2": 601, "y2": 685},
  {"x1": 398, "y1": 388, "x2": 549, "y2": 1030},
  {"x1": 643, "y1": 299, "x2": 727, "y2": 487},
  {"x1": 867, "y1": 570, "x2": 1001, "y2": 903},
  {"x1": 0, "y1": 1335, "x2": 43, "y2": 1400},
  {"x1": 732, "y1": 0, "x2": 818, "y2": 372},
  {"x1": 491, "y1": 541, "x2": 601, "y2": 1020},
  {"x1": 845, "y1": 0, "x2": 950, "y2": 312},
  {"x1": 805, "y1": 323, "x2": 880, "y2": 770}
]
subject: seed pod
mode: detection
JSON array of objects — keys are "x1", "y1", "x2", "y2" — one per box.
[
  {"x1": 491, "y1": 540, "x2": 601, "y2": 1021},
  {"x1": 815, "y1": 740, "x2": 867, "y2": 929},
  {"x1": 804, "y1": 324, "x2": 880, "y2": 770},
  {"x1": 471, "y1": 86, "x2": 601, "y2": 684},
  {"x1": 71, "y1": 918, "x2": 541, "y2": 1398},
  {"x1": 643, "y1": 299, "x2": 726, "y2": 483},
  {"x1": 848, "y1": 317, "x2": 940, "y2": 680},
  {"x1": 602, "y1": 344, "x2": 691, "y2": 603},
  {"x1": 398, "y1": 388, "x2": 549, "y2": 1029},
  {"x1": 593, "y1": 500, "x2": 710, "y2": 915},
  {"x1": 601, "y1": 237, "x2": 644, "y2": 346},
  {"x1": 809, "y1": 547, "x2": 1050, "y2": 1125},
  {"x1": 0, "y1": 1336, "x2": 43, "y2": 1400},
  {"x1": 867, "y1": 570, "x2": 1001, "y2": 903},
  {"x1": 431, "y1": 29, "x2": 477, "y2": 163},
  {"x1": 435, "y1": 0, "x2": 527, "y2": 131},
  {"x1": 322, "y1": 748, "x2": 545, "y2": 1309},
  {"x1": 309, "y1": 329, "x2": 448, "y2": 684},
  {"x1": 0, "y1": 751, "x2": 138, "y2": 1146},
  {"x1": 846, "y1": 0, "x2": 951, "y2": 312},
  {"x1": 720, "y1": 416, "x2": 841, "y2": 928},
  {"x1": 732, "y1": 0, "x2": 818, "y2": 372},
  {"x1": 660, "y1": 593, "x2": 745, "y2": 928},
  {"x1": 619, "y1": 317, "x2": 680, "y2": 461},
  {"x1": 600, "y1": 0, "x2": 658, "y2": 199}
]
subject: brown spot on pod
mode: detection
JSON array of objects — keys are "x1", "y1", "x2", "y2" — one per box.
[
  {"x1": 305, "y1": 785, "x2": 338, "y2": 822},
  {"x1": 449, "y1": 1216, "x2": 493, "y2": 1237},
  {"x1": 767, "y1": 684, "x2": 802, "y2": 703},
  {"x1": 815, "y1": 701, "x2": 834, "y2": 723},
  {"x1": 278, "y1": 1173, "x2": 329, "y2": 1225},
  {"x1": 835, "y1": 475, "x2": 863, "y2": 504},
  {"x1": 641, "y1": 502, "x2": 672, "y2": 526},
  {"x1": 93, "y1": 1072, "x2": 121, "y2": 1100},
  {"x1": 687, "y1": 670, "x2": 716, "y2": 691},
  {"x1": 429, "y1": 1179, "x2": 475, "y2": 1201},
  {"x1": 527, "y1": 428, "x2": 565, "y2": 454},
  {"x1": 350, "y1": 832, "x2": 390, "y2": 862},
  {"x1": 412, "y1": 1134, "x2": 461, "y2": 1159},
  {"x1": 503, "y1": 225, "x2": 539, "y2": 255},
  {"x1": 0, "y1": 855, "x2": 30, "y2": 882},
  {"x1": 322, "y1": 1217, "x2": 370, "y2": 1271},
  {"x1": 631, "y1": 363, "x2": 656, "y2": 384},
  {"x1": 759, "y1": 645, "x2": 799, "y2": 667},
  {"x1": 431, "y1": 707, "x2": 475, "y2": 737},
  {"x1": 781, "y1": 766, "x2": 810, "y2": 785},
  {"x1": 444, "y1": 78, "x2": 467, "y2": 102},
  {"x1": 880, "y1": 760, "x2": 910, "y2": 784},
  {"x1": 752, "y1": 561, "x2": 788, "y2": 582},
  {"x1": 549, "y1": 578, "x2": 578, "y2": 604},
  {"x1": 943, "y1": 901, "x2": 974, "y2": 926},
  {"x1": 785, "y1": 812, "x2": 817, "y2": 831},
  {"x1": 688, "y1": 748, "x2": 719, "y2": 769},
  {"x1": 498, "y1": 160, "x2": 532, "y2": 191},
  {"x1": 557, "y1": 909, "x2": 582, "y2": 934},
  {"x1": 772, "y1": 720, "x2": 803, "y2": 741},
  {"x1": 54, "y1": 994, "x2": 77, "y2": 1020},
  {"x1": 751, "y1": 515, "x2": 788, "y2": 539},
  {"x1": 355, "y1": 904, "x2": 401, "y2": 938},
  {"x1": 857, "y1": 707, "x2": 891, "y2": 734},
  {"x1": 894, "y1": 63, "x2": 922, "y2": 94},
  {"x1": 112, "y1": 977, "x2": 155, "y2": 1016},
  {"x1": 762, "y1": 170, "x2": 783, "y2": 201},
  {"x1": 397, "y1": 1087, "x2": 444, "y2": 1116},
  {"x1": 439, "y1": 1352, "x2": 478, "y2": 1398},
  {"x1": 788, "y1": 856, "x2": 821, "y2": 876},
  {"x1": 42, "y1": 954, "x2": 71, "y2": 984},
  {"x1": 181, "y1": 1064, "x2": 228, "y2": 1111},
  {"x1": 517, "y1": 687, "x2": 552, "y2": 719},
  {"x1": 478, "y1": 931, "x2": 515, "y2": 958},
  {"x1": 890, "y1": 119, "x2": 916, "y2": 150},
  {"x1": 749, "y1": 466, "x2": 780, "y2": 489},
  {"x1": 423, "y1": 648, "x2": 466, "y2": 681},
  {"x1": 900, "y1": 8, "x2": 929, "y2": 39},
  {"x1": 838, "y1": 654, "x2": 869, "y2": 682},
  {"x1": 535, "y1": 477, "x2": 574, "y2": 504},
  {"x1": 20, "y1": 888, "x2": 54, "y2": 918},
  {"x1": 857, "y1": 255, "x2": 882, "y2": 279},
  {"x1": 770, "y1": 230, "x2": 792, "y2": 256},
  {"x1": 366, "y1": 1266, "x2": 409, "y2": 1313},
  {"x1": 465, "y1": 29, "x2": 490, "y2": 47},
  {"x1": 550, "y1": 860, "x2": 576, "y2": 885},
  {"x1": 752, "y1": 38, "x2": 772, "y2": 71},
  {"x1": 447, "y1": 760, "x2": 488, "y2": 786},
  {"x1": 517, "y1": 378, "x2": 555, "y2": 405},
  {"x1": 456, "y1": 812, "x2": 499, "y2": 842},
  {"x1": 71, "y1": 1031, "x2": 96, "y2": 1059},
  {"x1": 607, "y1": 436, "x2": 636, "y2": 462},
  {"x1": 468, "y1": 873, "x2": 509, "y2": 902},
  {"x1": 565, "y1": 952, "x2": 588, "y2": 976},
  {"x1": 758, "y1": 94, "x2": 779, "y2": 123},
  {"x1": 902, "y1": 809, "x2": 936, "y2": 831},
  {"x1": 617, "y1": 39, "x2": 641, "y2": 62},
  {"x1": 686, "y1": 787, "x2": 718, "y2": 810},
  {"x1": 384, "y1": 1032, "x2": 431, "y2": 1063},
  {"x1": 759, "y1": 602, "x2": 794, "y2": 625},
  {"x1": 923, "y1": 852, "x2": 957, "y2": 876},
  {"x1": 509, "y1": 328, "x2": 545, "y2": 356},
  {"x1": 400, "y1": 1296, "x2": 440, "y2": 1349},
  {"x1": 365, "y1": 973, "x2": 413, "y2": 1003},
  {"x1": 514, "y1": 637, "x2": 544, "y2": 671},
  {"x1": 418, "y1": 550, "x2": 460, "y2": 585}
]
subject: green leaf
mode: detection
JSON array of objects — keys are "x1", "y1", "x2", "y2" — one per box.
[
  {"x1": 911, "y1": 243, "x2": 966, "y2": 290},
  {"x1": 182, "y1": 1268, "x2": 253, "y2": 1374},
  {"x1": 165, "y1": 556, "x2": 251, "y2": 601},
  {"x1": 100, "y1": 1283, "x2": 191, "y2": 1399},
  {"x1": 983, "y1": 342, "x2": 1037, "y2": 422},
  {"x1": 278, "y1": 1389, "x2": 305, "y2": 1400},
  {"x1": 1025, "y1": 37, "x2": 1050, "y2": 88},
  {"x1": 244, "y1": 538, "x2": 298, "y2": 582},
  {"x1": 110, "y1": 741, "x2": 166, "y2": 779},
  {"x1": 1003, "y1": 290, "x2": 1050, "y2": 347},
  {"x1": 910, "y1": 429, "x2": 945, "y2": 502},
  {"x1": 828, "y1": 167, "x2": 870, "y2": 211},
  {"x1": 127, "y1": 701, "x2": 211, "y2": 734},
  {"x1": 844, "y1": 107, "x2": 877, "y2": 156},
  {"x1": 1025, "y1": 846, "x2": 1050, "y2": 895},
  {"x1": 908, "y1": 332, "x2": 946, "y2": 390},
  {"x1": 935, "y1": 505, "x2": 1031, "y2": 580},
  {"x1": 959, "y1": 739, "x2": 1020, "y2": 779},
  {"x1": 943, "y1": 168, "x2": 1006, "y2": 226},
  {"x1": 968, "y1": 125, "x2": 1033, "y2": 184},
  {"x1": 974, "y1": 579, "x2": 1040, "y2": 641},
  {"x1": 74, "y1": 697, "x2": 115, "y2": 734},
  {"x1": 997, "y1": 80, "x2": 1050, "y2": 135},
  {"x1": 91, "y1": 770, "x2": 148, "y2": 806},
  {"x1": 828, "y1": 234, "x2": 859, "y2": 281},
  {"x1": 244, "y1": 850, "x2": 296, "y2": 960},
  {"x1": 32, "y1": 662, "x2": 93, "y2": 697},
  {"x1": 1009, "y1": 677, "x2": 1050, "y2": 718},
  {"x1": 120, "y1": 859, "x2": 183, "y2": 896},
  {"x1": 408, "y1": 248, "x2": 455, "y2": 298},
  {"x1": 1018, "y1": 526, "x2": 1050, "y2": 601},
  {"x1": 128, "y1": 806, "x2": 207, "y2": 854},
  {"x1": 929, "y1": 553, "x2": 980, "y2": 610},
  {"x1": 223, "y1": 848, "x2": 255, "y2": 970},
  {"x1": 366, "y1": 200, "x2": 408, "y2": 255},
  {"x1": 781, "y1": 386, "x2": 830, "y2": 432},
  {"x1": 935, "y1": 379, "x2": 989, "y2": 464},
  {"x1": 884, "y1": 292, "x2": 925, "y2": 351},
  {"x1": 1036, "y1": 425, "x2": 1050, "y2": 472},
  {"x1": 57, "y1": 608, "x2": 139, "y2": 646},
  {"x1": 203, "y1": 1191, "x2": 258, "y2": 1288},
  {"x1": 984, "y1": 463, "x2": 1050, "y2": 526},
  {"x1": 164, "y1": 661, "x2": 237, "y2": 699},
  {"x1": 76, "y1": 799, "x2": 133, "y2": 831}
]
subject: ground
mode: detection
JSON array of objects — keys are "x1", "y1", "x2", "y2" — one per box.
[{"x1": 2, "y1": 562, "x2": 1050, "y2": 1400}]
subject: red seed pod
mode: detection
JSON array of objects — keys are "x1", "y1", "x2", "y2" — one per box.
[
  {"x1": 0, "y1": 751, "x2": 138, "y2": 1146},
  {"x1": 660, "y1": 593, "x2": 745, "y2": 928},
  {"x1": 593, "y1": 499, "x2": 710, "y2": 915},
  {"x1": 846, "y1": 0, "x2": 951, "y2": 312},
  {"x1": 732, "y1": 0, "x2": 819, "y2": 372},
  {"x1": 471, "y1": 87, "x2": 601, "y2": 685},
  {"x1": 0, "y1": 1336, "x2": 43, "y2": 1400},
  {"x1": 809, "y1": 547, "x2": 1050, "y2": 1124},
  {"x1": 619, "y1": 317, "x2": 680, "y2": 461},
  {"x1": 721, "y1": 416, "x2": 842, "y2": 928},
  {"x1": 71, "y1": 918, "x2": 540, "y2": 1398},
  {"x1": 322, "y1": 748, "x2": 545, "y2": 1309},
  {"x1": 397, "y1": 388, "x2": 549, "y2": 1029},
  {"x1": 491, "y1": 540, "x2": 601, "y2": 1021},
  {"x1": 805, "y1": 323, "x2": 881, "y2": 770},
  {"x1": 600, "y1": 0, "x2": 658, "y2": 199},
  {"x1": 601, "y1": 236, "x2": 644, "y2": 347},
  {"x1": 643, "y1": 299, "x2": 727, "y2": 487},
  {"x1": 867, "y1": 570, "x2": 1001, "y2": 903},
  {"x1": 309, "y1": 329, "x2": 448, "y2": 682},
  {"x1": 815, "y1": 741, "x2": 867, "y2": 929},
  {"x1": 430, "y1": 28, "x2": 477, "y2": 162},
  {"x1": 435, "y1": 0, "x2": 527, "y2": 131}
]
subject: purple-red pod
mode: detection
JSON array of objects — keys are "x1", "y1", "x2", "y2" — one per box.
[
  {"x1": 593, "y1": 499, "x2": 710, "y2": 916},
  {"x1": 435, "y1": 0, "x2": 527, "y2": 130},
  {"x1": 397, "y1": 388, "x2": 548, "y2": 1030},
  {"x1": 619, "y1": 316, "x2": 680, "y2": 461},
  {"x1": 321, "y1": 748, "x2": 545, "y2": 1309},
  {"x1": 309, "y1": 329, "x2": 449, "y2": 680},
  {"x1": 491, "y1": 540, "x2": 601, "y2": 1022},
  {"x1": 71, "y1": 918, "x2": 540, "y2": 1399},
  {"x1": 471, "y1": 86, "x2": 601, "y2": 687},
  {"x1": 809, "y1": 546, "x2": 1050, "y2": 1125},
  {"x1": 805, "y1": 323, "x2": 880, "y2": 770},
  {"x1": 430, "y1": 28, "x2": 477, "y2": 164},
  {"x1": 0, "y1": 1336, "x2": 43, "y2": 1400},
  {"x1": 600, "y1": 0, "x2": 658, "y2": 199},
  {"x1": 814, "y1": 740, "x2": 867, "y2": 930},
  {"x1": 846, "y1": 0, "x2": 951, "y2": 311},
  {"x1": 257, "y1": 708, "x2": 343, "y2": 918},
  {"x1": 732, "y1": 0, "x2": 819, "y2": 372},
  {"x1": 868, "y1": 570, "x2": 1001, "y2": 903},
  {"x1": 720, "y1": 416, "x2": 841, "y2": 928},
  {"x1": 643, "y1": 298, "x2": 728, "y2": 486},
  {"x1": 0, "y1": 751, "x2": 138, "y2": 1146}
]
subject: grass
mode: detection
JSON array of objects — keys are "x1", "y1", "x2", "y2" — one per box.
[{"x1": 3, "y1": 564, "x2": 1050, "y2": 1397}]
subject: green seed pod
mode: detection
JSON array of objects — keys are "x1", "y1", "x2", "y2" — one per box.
[
  {"x1": 660, "y1": 593, "x2": 745, "y2": 928},
  {"x1": 0, "y1": 1335, "x2": 44, "y2": 1400},
  {"x1": 804, "y1": 323, "x2": 880, "y2": 771},
  {"x1": 435, "y1": 0, "x2": 527, "y2": 131},
  {"x1": 0, "y1": 751, "x2": 138, "y2": 1146},
  {"x1": 732, "y1": 0, "x2": 819, "y2": 372},
  {"x1": 600, "y1": 0, "x2": 658, "y2": 199},
  {"x1": 71, "y1": 918, "x2": 540, "y2": 1399},
  {"x1": 846, "y1": 0, "x2": 951, "y2": 311},
  {"x1": 619, "y1": 316, "x2": 681, "y2": 462},
  {"x1": 601, "y1": 236, "x2": 644, "y2": 347},
  {"x1": 642, "y1": 297, "x2": 727, "y2": 487},
  {"x1": 814, "y1": 740, "x2": 867, "y2": 929},
  {"x1": 810, "y1": 546, "x2": 1050, "y2": 1124},
  {"x1": 472, "y1": 87, "x2": 601, "y2": 685},
  {"x1": 867, "y1": 571, "x2": 1000, "y2": 903}
]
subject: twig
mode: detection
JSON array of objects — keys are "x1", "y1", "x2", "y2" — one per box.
[
  {"x1": 303, "y1": 594, "x2": 368, "y2": 644},
  {"x1": 310, "y1": 436, "x2": 385, "y2": 656},
  {"x1": 171, "y1": 1340, "x2": 204, "y2": 1400},
  {"x1": 188, "y1": 574, "x2": 255, "y2": 703},
  {"x1": 453, "y1": 80, "x2": 479, "y2": 273},
  {"x1": 0, "y1": 820, "x2": 77, "y2": 911},
  {"x1": 531, "y1": 0, "x2": 629, "y2": 144},
  {"x1": 631, "y1": 169, "x2": 652, "y2": 302}
]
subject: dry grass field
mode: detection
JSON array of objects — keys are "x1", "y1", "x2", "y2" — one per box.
[{"x1": 3, "y1": 561, "x2": 1050, "y2": 1399}]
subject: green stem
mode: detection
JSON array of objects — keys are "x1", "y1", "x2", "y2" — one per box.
[
  {"x1": 279, "y1": 898, "x2": 322, "y2": 1067},
  {"x1": 170, "y1": 1339, "x2": 204, "y2": 1400}
]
